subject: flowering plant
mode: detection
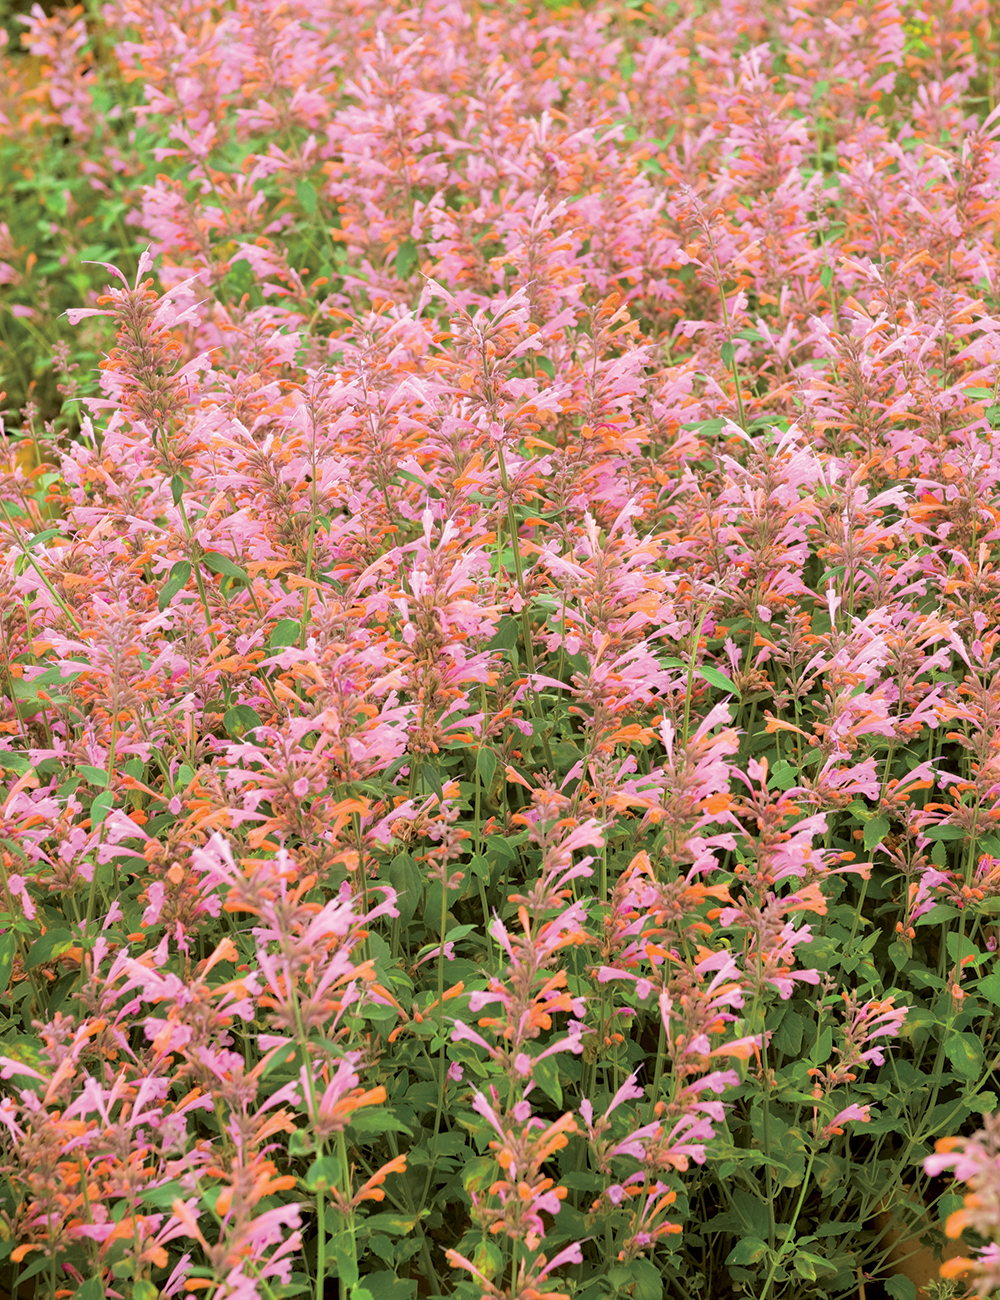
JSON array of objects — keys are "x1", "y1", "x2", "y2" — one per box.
[{"x1": 1, "y1": 1, "x2": 1000, "y2": 1299}]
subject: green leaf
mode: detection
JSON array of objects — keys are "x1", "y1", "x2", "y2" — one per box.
[
  {"x1": 78, "y1": 764, "x2": 109, "y2": 787},
  {"x1": 202, "y1": 551, "x2": 249, "y2": 582},
  {"x1": 863, "y1": 816, "x2": 890, "y2": 850},
  {"x1": 28, "y1": 524, "x2": 62, "y2": 549},
  {"x1": 395, "y1": 240, "x2": 419, "y2": 279},
  {"x1": 813, "y1": 1221, "x2": 857, "y2": 1237},
  {"x1": 476, "y1": 747, "x2": 497, "y2": 789},
  {"x1": 0, "y1": 753, "x2": 32, "y2": 774},
  {"x1": 9, "y1": 1251, "x2": 54, "y2": 1286},
  {"x1": 726, "y1": 1237, "x2": 768, "y2": 1266},
  {"x1": 947, "y1": 932, "x2": 983, "y2": 966},
  {"x1": 768, "y1": 759, "x2": 799, "y2": 791},
  {"x1": 812, "y1": 1025, "x2": 832, "y2": 1065},
  {"x1": 885, "y1": 1275, "x2": 917, "y2": 1300},
  {"x1": 774, "y1": 1009, "x2": 804, "y2": 1056},
  {"x1": 133, "y1": 1282, "x2": 159, "y2": 1300},
  {"x1": 532, "y1": 1054, "x2": 563, "y2": 1107},
  {"x1": 536, "y1": 356, "x2": 556, "y2": 380},
  {"x1": 288, "y1": 1133, "x2": 315, "y2": 1163},
  {"x1": 296, "y1": 180, "x2": 319, "y2": 214},
  {"x1": 887, "y1": 940, "x2": 910, "y2": 970},
  {"x1": 270, "y1": 618, "x2": 300, "y2": 649},
  {"x1": 696, "y1": 664, "x2": 741, "y2": 697},
  {"x1": 25, "y1": 928, "x2": 73, "y2": 970},
  {"x1": 917, "y1": 903, "x2": 961, "y2": 926},
  {"x1": 349, "y1": 1109, "x2": 412, "y2": 1137},
  {"x1": 364, "y1": 997, "x2": 398, "y2": 1025},
  {"x1": 74, "y1": 1278, "x2": 105, "y2": 1300},
  {"x1": 423, "y1": 764, "x2": 444, "y2": 804},
  {"x1": 945, "y1": 1031, "x2": 983, "y2": 1081},
  {"x1": 361, "y1": 1273, "x2": 416, "y2": 1300},
  {"x1": 681, "y1": 416, "x2": 725, "y2": 435},
  {"x1": 306, "y1": 1155, "x2": 343, "y2": 1191},
  {"x1": 391, "y1": 468, "x2": 438, "y2": 497},
  {"x1": 0, "y1": 933, "x2": 16, "y2": 996},
  {"x1": 329, "y1": 1229, "x2": 359, "y2": 1289},
  {"x1": 486, "y1": 834, "x2": 519, "y2": 863},
  {"x1": 820, "y1": 265, "x2": 834, "y2": 289},
  {"x1": 488, "y1": 617, "x2": 519, "y2": 651},
  {"x1": 158, "y1": 560, "x2": 191, "y2": 611},
  {"x1": 359, "y1": 1215, "x2": 419, "y2": 1238},
  {"x1": 90, "y1": 790, "x2": 114, "y2": 828},
  {"x1": 462, "y1": 1156, "x2": 496, "y2": 1193},
  {"x1": 11, "y1": 665, "x2": 83, "y2": 700},
  {"x1": 720, "y1": 340, "x2": 737, "y2": 369},
  {"x1": 140, "y1": 1178, "x2": 188, "y2": 1210},
  {"x1": 792, "y1": 1251, "x2": 833, "y2": 1281},
  {"x1": 388, "y1": 852, "x2": 422, "y2": 928},
  {"x1": 224, "y1": 705, "x2": 262, "y2": 740},
  {"x1": 628, "y1": 1259, "x2": 662, "y2": 1300},
  {"x1": 977, "y1": 970, "x2": 1000, "y2": 1007},
  {"x1": 170, "y1": 474, "x2": 186, "y2": 506}
]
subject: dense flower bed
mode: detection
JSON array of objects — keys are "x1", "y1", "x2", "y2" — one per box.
[{"x1": 2, "y1": 1, "x2": 1000, "y2": 1298}]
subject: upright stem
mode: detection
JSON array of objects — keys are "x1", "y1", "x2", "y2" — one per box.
[
  {"x1": 758, "y1": 1147, "x2": 818, "y2": 1300},
  {"x1": 175, "y1": 496, "x2": 217, "y2": 650},
  {"x1": 0, "y1": 499, "x2": 81, "y2": 631},
  {"x1": 645, "y1": 1015, "x2": 668, "y2": 1123},
  {"x1": 301, "y1": 417, "x2": 320, "y2": 649},
  {"x1": 337, "y1": 1128, "x2": 357, "y2": 1300},
  {"x1": 316, "y1": 1183, "x2": 328, "y2": 1300},
  {"x1": 415, "y1": 869, "x2": 451, "y2": 1225},
  {"x1": 709, "y1": 251, "x2": 747, "y2": 430},
  {"x1": 752, "y1": 970, "x2": 776, "y2": 1252},
  {"x1": 682, "y1": 606, "x2": 712, "y2": 748},
  {"x1": 760, "y1": 1029, "x2": 776, "y2": 1251},
  {"x1": 496, "y1": 443, "x2": 554, "y2": 769}
]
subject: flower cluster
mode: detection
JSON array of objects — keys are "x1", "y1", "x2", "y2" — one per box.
[{"x1": 2, "y1": 0, "x2": 1000, "y2": 1297}]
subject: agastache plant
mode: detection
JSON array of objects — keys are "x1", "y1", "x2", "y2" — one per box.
[{"x1": 0, "y1": 0, "x2": 1000, "y2": 1297}]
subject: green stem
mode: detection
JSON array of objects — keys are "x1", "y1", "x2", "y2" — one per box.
[
  {"x1": 0, "y1": 500, "x2": 81, "y2": 631},
  {"x1": 645, "y1": 1015, "x2": 668, "y2": 1123},
  {"x1": 386, "y1": 1129, "x2": 442, "y2": 1293},
  {"x1": 758, "y1": 1147, "x2": 818, "y2": 1300},
  {"x1": 729, "y1": 351, "x2": 747, "y2": 431},
  {"x1": 301, "y1": 436, "x2": 320, "y2": 649},
  {"x1": 175, "y1": 496, "x2": 217, "y2": 650},
  {"x1": 417, "y1": 850, "x2": 477, "y2": 1226},
  {"x1": 750, "y1": 972, "x2": 776, "y2": 1252},
  {"x1": 336, "y1": 1128, "x2": 357, "y2": 1300},
  {"x1": 761, "y1": 1031, "x2": 776, "y2": 1252},
  {"x1": 474, "y1": 728, "x2": 490, "y2": 924},
  {"x1": 845, "y1": 870, "x2": 871, "y2": 956},
  {"x1": 496, "y1": 443, "x2": 554, "y2": 769},
  {"x1": 682, "y1": 606, "x2": 712, "y2": 748},
  {"x1": 709, "y1": 250, "x2": 747, "y2": 430},
  {"x1": 317, "y1": 1184, "x2": 328, "y2": 1300}
]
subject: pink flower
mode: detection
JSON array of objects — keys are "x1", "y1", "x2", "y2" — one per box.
[{"x1": 822, "y1": 1103, "x2": 872, "y2": 1138}]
